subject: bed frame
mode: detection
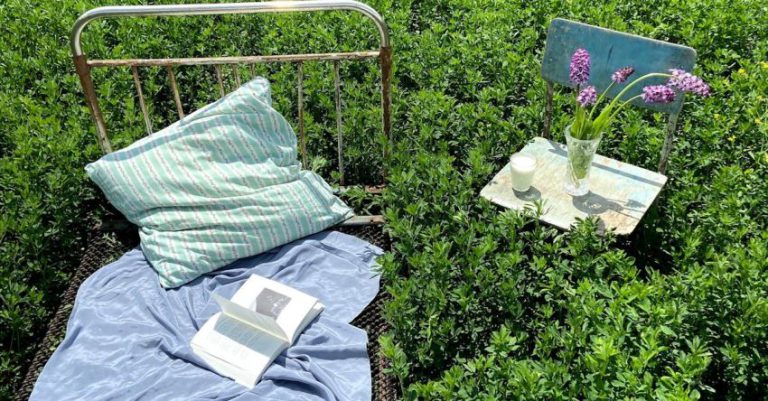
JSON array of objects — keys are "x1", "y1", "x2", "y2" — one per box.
[{"x1": 18, "y1": 2, "x2": 396, "y2": 400}]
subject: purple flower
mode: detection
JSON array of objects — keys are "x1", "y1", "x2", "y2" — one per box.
[
  {"x1": 577, "y1": 86, "x2": 597, "y2": 107},
  {"x1": 611, "y1": 66, "x2": 635, "y2": 83},
  {"x1": 642, "y1": 85, "x2": 676, "y2": 104},
  {"x1": 569, "y1": 48, "x2": 591, "y2": 84},
  {"x1": 667, "y1": 68, "x2": 711, "y2": 97}
]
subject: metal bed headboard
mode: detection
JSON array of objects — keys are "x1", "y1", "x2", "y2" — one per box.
[{"x1": 71, "y1": 0, "x2": 392, "y2": 189}]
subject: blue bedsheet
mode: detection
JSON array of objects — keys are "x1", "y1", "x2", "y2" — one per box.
[{"x1": 31, "y1": 231, "x2": 382, "y2": 401}]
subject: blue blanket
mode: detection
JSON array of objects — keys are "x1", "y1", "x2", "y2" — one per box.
[{"x1": 31, "y1": 231, "x2": 382, "y2": 401}]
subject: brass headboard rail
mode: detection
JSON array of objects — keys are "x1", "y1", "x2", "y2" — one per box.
[{"x1": 71, "y1": 1, "x2": 392, "y2": 188}]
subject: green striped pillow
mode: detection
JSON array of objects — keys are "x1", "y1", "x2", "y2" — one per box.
[{"x1": 86, "y1": 78, "x2": 353, "y2": 287}]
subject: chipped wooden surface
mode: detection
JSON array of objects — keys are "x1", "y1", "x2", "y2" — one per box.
[
  {"x1": 480, "y1": 137, "x2": 668, "y2": 235},
  {"x1": 540, "y1": 18, "x2": 698, "y2": 173},
  {"x1": 541, "y1": 18, "x2": 696, "y2": 115}
]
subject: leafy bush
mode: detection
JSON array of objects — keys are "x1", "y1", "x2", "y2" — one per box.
[
  {"x1": 1, "y1": 0, "x2": 767, "y2": 400},
  {"x1": 377, "y1": 0, "x2": 768, "y2": 400}
]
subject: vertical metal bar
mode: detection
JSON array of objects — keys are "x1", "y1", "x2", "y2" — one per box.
[
  {"x1": 249, "y1": 64, "x2": 255, "y2": 79},
  {"x1": 333, "y1": 60, "x2": 344, "y2": 185},
  {"x1": 131, "y1": 66, "x2": 153, "y2": 135},
  {"x1": 379, "y1": 46, "x2": 392, "y2": 178},
  {"x1": 214, "y1": 64, "x2": 225, "y2": 97},
  {"x1": 297, "y1": 61, "x2": 308, "y2": 168},
  {"x1": 165, "y1": 65, "x2": 184, "y2": 118},
  {"x1": 543, "y1": 81, "x2": 554, "y2": 139},
  {"x1": 74, "y1": 55, "x2": 112, "y2": 153},
  {"x1": 658, "y1": 112, "x2": 679, "y2": 174},
  {"x1": 232, "y1": 64, "x2": 242, "y2": 86}
]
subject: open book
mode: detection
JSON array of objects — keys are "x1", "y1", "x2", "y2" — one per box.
[{"x1": 191, "y1": 274, "x2": 324, "y2": 388}]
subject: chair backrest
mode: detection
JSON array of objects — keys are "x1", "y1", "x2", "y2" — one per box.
[{"x1": 540, "y1": 18, "x2": 697, "y2": 173}]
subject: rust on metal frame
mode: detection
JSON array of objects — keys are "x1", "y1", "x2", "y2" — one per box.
[
  {"x1": 130, "y1": 66, "x2": 153, "y2": 135},
  {"x1": 337, "y1": 184, "x2": 385, "y2": 195},
  {"x1": 296, "y1": 61, "x2": 308, "y2": 169},
  {"x1": 71, "y1": 1, "x2": 393, "y2": 186},
  {"x1": 379, "y1": 45, "x2": 392, "y2": 176},
  {"x1": 333, "y1": 60, "x2": 345, "y2": 185},
  {"x1": 231, "y1": 64, "x2": 242, "y2": 87},
  {"x1": 165, "y1": 65, "x2": 185, "y2": 118},
  {"x1": 364, "y1": 185, "x2": 385, "y2": 195},
  {"x1": 214, "y1": 65, "x2": 226, "y2": 97},
  {"x1": 87, "y1": 51, "x2": 380, "y2": 68},
  {"x1": 338, "y1": 214, "x2": 385, "y2": 227},
  {"x1": 73, "y1": 55, "x2": 112, "y2": 153}
]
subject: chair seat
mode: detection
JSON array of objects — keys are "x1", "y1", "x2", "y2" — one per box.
[{"x1": 480, "y1": 137, "x2": 667, "y2": 235}]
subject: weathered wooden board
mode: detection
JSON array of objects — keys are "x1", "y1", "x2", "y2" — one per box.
[
  {"x1": 542, "y1": 18, "x2": 697, "y2": 114},
  {"x1": 480, "y1": 137, "x2": 667, "y2": 235}
]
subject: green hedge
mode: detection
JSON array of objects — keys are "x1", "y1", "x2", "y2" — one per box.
[
  {"x1": 378, "y1": 1, "x2": 768, "y2": 400},
  {"x1": 1, "y1": 0, "x2": 767, "y2": 400}
]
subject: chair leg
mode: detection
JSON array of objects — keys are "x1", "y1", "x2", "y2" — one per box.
[
  {"x1": 543, "y1": 81, "x2": 554, "y2": 139},
  {"x1": 658, "y1": 112, "x2": 679, "y2": 174}
]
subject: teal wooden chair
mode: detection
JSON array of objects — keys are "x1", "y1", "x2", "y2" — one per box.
[
  {"x1": 541, "y1": 18, "x2": 697, "y2": 174},
  {"x1": 481, "y1": 19, "x2": 698, "y2": 234}
]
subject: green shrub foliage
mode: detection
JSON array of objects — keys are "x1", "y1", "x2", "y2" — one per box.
[{"x1": 1, "y1": 0, "x2": 767, "y2": 399}]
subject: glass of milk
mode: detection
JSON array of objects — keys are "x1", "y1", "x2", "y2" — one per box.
[{"x1": 509, "y1": 153, "x2": 536, "y2": 192}]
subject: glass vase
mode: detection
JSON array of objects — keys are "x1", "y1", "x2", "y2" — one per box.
[{"x1": 564, "y1": 125, "x2": 602, "y2": 196}]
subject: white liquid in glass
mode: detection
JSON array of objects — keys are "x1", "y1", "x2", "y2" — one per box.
[{"x1": 509, "y1": 154, "x2": 536, "y2": 192}]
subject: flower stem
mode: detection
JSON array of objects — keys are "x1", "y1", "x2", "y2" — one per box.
[
  {"x1": 604, "y1": 73, "x2": 671, "y2": 114},
  {"x1": 606, "y1": 94, "x2": 643, "y2": 125},
  {"x1": 589, "y1": 81, "x2": 615, "y2": 120},
  {"x1": 592, "y1": 73, "x2": 671, "y2": 134}
]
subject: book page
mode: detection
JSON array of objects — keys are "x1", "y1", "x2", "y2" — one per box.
[
  {"x1": 213, "y1": 294, "x2": 287, "y2": 341},
  {"x1": 192, "y1": 343, "x2": 257, "y2": 387},
  {"x1": 231, "y1": 275, "x2": 323, "y2": 343},
  {"x1": 191, "y1": 313, "x2": 285, "y2": 387},
  {"x1": 192, "y1": 276, "x2": 325, "y2": 388}
]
